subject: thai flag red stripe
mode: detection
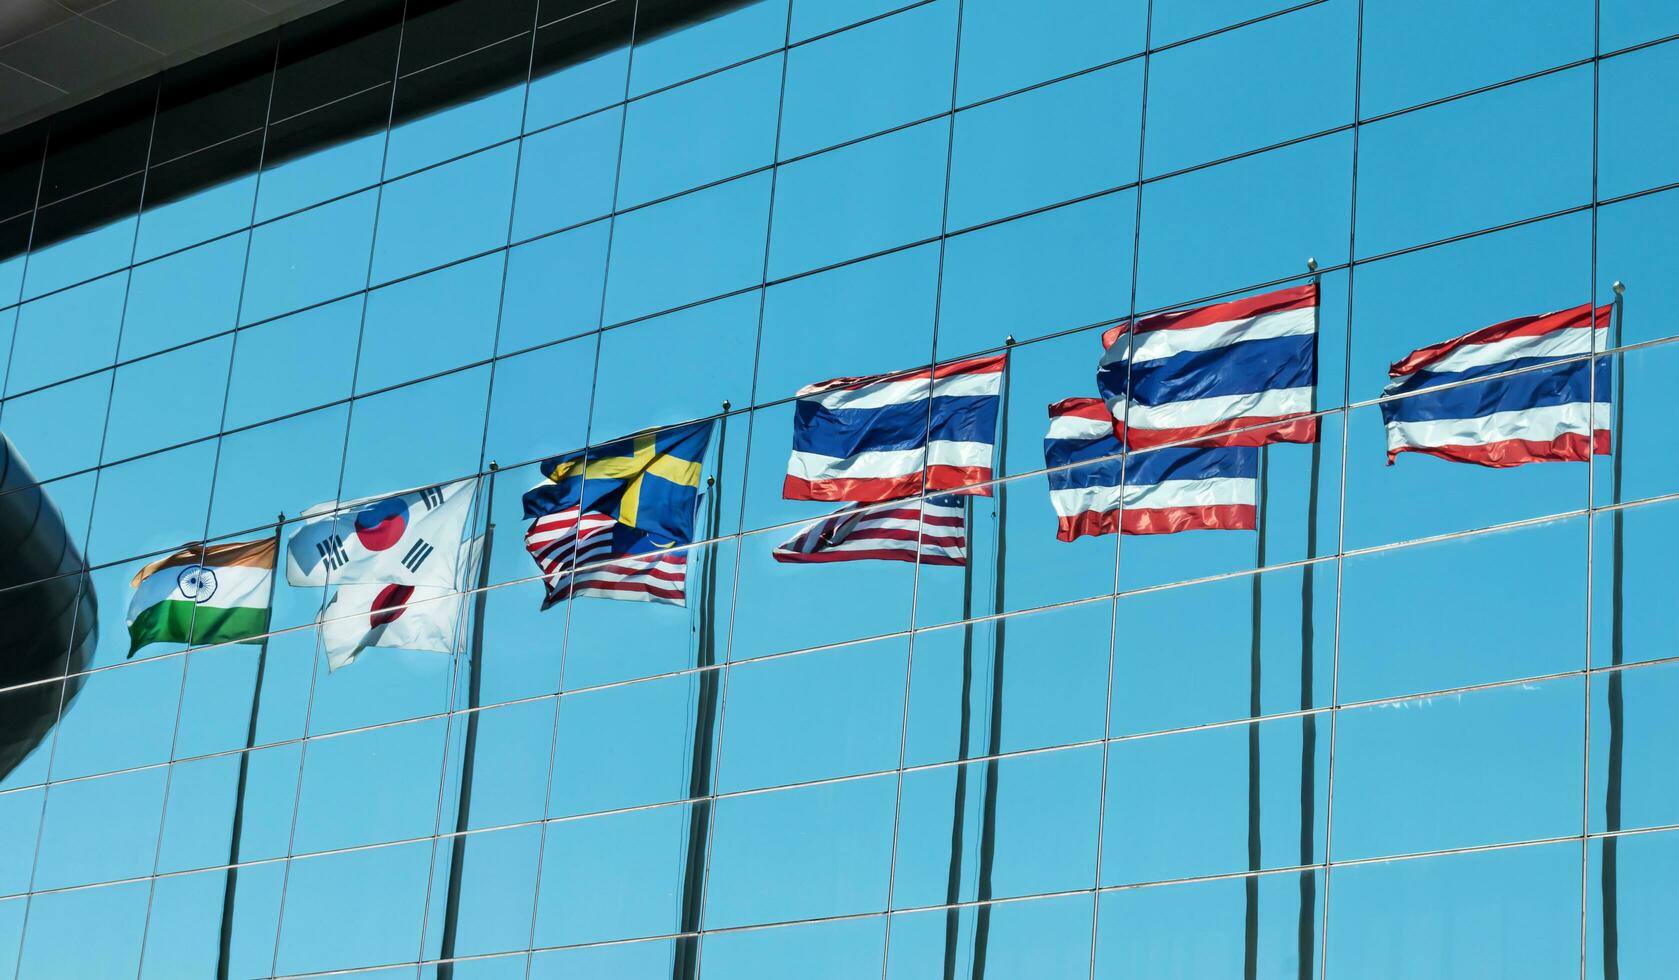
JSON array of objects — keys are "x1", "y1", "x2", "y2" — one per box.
[
  {"x1": 795, "y1": 353, "x2": 1007, "y2": 397},
  {"x1": 1388, "y1": 303, "x2": 1610, "y2": 376}
]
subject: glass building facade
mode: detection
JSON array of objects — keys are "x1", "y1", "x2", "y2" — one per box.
[{"x1": 0, "y1": 0, "x2": 1677, "y2": 976}]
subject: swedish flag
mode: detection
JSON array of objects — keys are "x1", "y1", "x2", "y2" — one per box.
[{"x1": 521, "y1": 419, "x2": 714, "y2": 554}]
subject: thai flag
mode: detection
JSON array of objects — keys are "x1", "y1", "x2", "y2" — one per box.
[
  {"x1": 771, "y1": 495, "x2": 966, "y2": 565},
  {"x1": 1381, "y1": 303, "x2": 1612, "y2": 468},
  {"x1": 1097, "y1": 284, "x2": 1318, "y2": 449},
  {"x1": 524, "y1": 506, "x2": 689, "y2": 607},
  {"x1": 1045, "y1": 398, "x2": 1258, "y2": 540},
  {"x1": 784, "y1": 354, "x2": 1004, "y2": 503}
]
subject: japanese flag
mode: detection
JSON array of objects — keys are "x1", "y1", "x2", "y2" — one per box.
[{"x1": 318, "y1": 537, "x2": 484, "y2": 670}]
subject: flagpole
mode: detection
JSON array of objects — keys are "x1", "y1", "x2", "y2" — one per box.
[
  {"x1": 943, "y1": 492, "x2": 976, "y2": 980},
  {"x1": 1602, "y1": 281, "x2": 1627, "y2": 980},
  {"x1": 1245, "y1": 446, "x2": 1267, "y2": 980},
  {"x1": 437, "y1": 465, "x2": 497, "y2": 979},
  {"x1": 674, "y1": 403, "x2": 729, "y2": 980},
  {"x1": 1297, "y1": 259, "x2": 1323, "y2": 979},
  {"x1": 971, "y1": 338, "x2": 1012, "y2": 980},
  {"x1": 216, "y1": 512, "x2": 284, "y2": 980}
]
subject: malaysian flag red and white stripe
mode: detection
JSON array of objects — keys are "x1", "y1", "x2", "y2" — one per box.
[
  {"x1": 771, "y1": 496, "x2": 967, "y2": 566},
  {"x1": 525, "y1": 506, "x2": 690, "y2": 607}
]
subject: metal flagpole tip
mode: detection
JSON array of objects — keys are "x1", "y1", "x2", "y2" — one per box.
[
  {"x1": 721, "y1": 400, "x2": 731, "y2": 412},
  {"x1": 1613, "y1": 281, "x2": 1626, "y2": 296},
  {"x1": 1005, "y1": 334, "x2": 1015, "y2": 346},
  {"x1": 488, "y1": 460, "x2": 499, "y2": 472},
  {"x1": 1306, "y1": 257, "x2": 1318, "y2": 272}
]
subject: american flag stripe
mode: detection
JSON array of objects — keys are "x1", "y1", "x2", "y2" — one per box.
[
  {"x1": 524, "y1": 506, "x2": 690, "y2": 607},
  {"x1": 773, "y1": 497, "x2": 968, "y2": 566}
]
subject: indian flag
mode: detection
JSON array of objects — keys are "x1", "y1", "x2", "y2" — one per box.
[{"x1": 127, "y1": 537, "x2": 277, "y2": 657}]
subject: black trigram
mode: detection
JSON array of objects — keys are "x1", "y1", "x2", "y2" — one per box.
[
  {"x1": 317, "y1": 534, "x2": 349, "y2": 571},
  {"x1": 401, "y1": 539, "x2": 434, "y2": 573},
  {"x1": 419, "y1": 485, "x2": 444, "y2": 509}
]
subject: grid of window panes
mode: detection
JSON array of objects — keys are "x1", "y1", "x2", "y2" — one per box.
[{"x1": 1, "y1": 0, "x2": 1678, "y2": 976}]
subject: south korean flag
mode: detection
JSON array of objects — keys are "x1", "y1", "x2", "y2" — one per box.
[{"x1": 286, "y1": 478, "x2": 477, "y2": 588}]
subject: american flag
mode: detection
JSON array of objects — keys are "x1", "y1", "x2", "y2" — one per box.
[
  {"x1": 524, "y1": 505, "x2": 690, "y2": 607},
  {"x1": 772, "y1": 495, "x2": 967, "y2": 566}
]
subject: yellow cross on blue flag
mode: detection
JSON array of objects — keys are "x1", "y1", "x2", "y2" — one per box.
[{"x1": 521, "y1": 419, "x2": 714, "y2": 608}]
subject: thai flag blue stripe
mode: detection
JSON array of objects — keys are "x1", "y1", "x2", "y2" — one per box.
[
  {"x1": 1385, "y1": 353, "x2": 1595, "y2": 397},
  {"x1": 1045, "y1": 442, "x2": 1257, "y2": 491},
  {"x1": 1381, "y1": 359, "x2": 1607, "y2": 425},
  {"x1": 1115, "y1": 334, "x2": 1317, "y2": 406},
  {"x1": 792, "y1": 394, "x2": 1000, "y2": 458}
]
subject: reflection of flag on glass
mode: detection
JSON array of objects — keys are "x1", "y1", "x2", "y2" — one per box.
[
  {"x1": 772, "y1": 495, "x2": 966, "y2": 565},
  {"x1": 1045, "y1": 398, "x2": 1258, "y2": 540},
  {"x1": 286, "y1": 480, "x2": 474, "y2": 587},
  {"x1": 127, "y1": 538, "x2": 276, "y2": 657},
  {"x1": 1098, "y1": 284, "x2": 1318, "y2": 448},
  {"x1": 1381, "y1": 303, "x2": 1612, "y2": 468},
  {"x1": 784, "y1": 355, "x2": 1004, "y2": 502},
  {"x1": 522, "y1": 420, "x2": 713, "y2": 608},
  {"x1": 317, "y1": 538, "x2": 484, "y2": 671}
]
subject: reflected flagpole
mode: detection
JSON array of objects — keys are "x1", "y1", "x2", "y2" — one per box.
[
  {"x1": 674, "y1": 404, "x2": 729, "y2": 980},
  {"x1": 1245, "y1": 446, "x2": 1267, "y2": 980},
  {"x1": 1602, "y1": 282, "x2": 1627, "y2": 980},
  {"x1": 971, "y1": 338, "x2": 1012, "y2": 980},
  {"x1": 437, "y1": 466, "x2": 496, "y2": 980},
  {"x1": 943, "y1": 492, "x2": 976, "y2": 980},
  {"x1": 1297, "y1": 260, "x2": 1323, "y2": 979},
  {"x1": 217, "y1": 512, "x2": 284, "y2": 980}
]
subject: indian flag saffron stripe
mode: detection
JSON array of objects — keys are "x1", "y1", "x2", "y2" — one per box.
[{"x1": 127, "y1": 538, "x2": 277, "y2": 657}]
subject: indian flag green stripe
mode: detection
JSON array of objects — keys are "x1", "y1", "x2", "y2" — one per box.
[{"x1": 126, "y1": 600, "x2": 272, "y2": 655}]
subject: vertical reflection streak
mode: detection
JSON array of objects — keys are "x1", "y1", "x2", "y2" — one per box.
[
  {"x1": 1245, "y1": 447, "x2": 1268, "y2": 980},
  {"x1": 1600, "y1": 287, "x2": 1628, "y2": 980},
  {"x1": 941, "y1": 495, "x2": 975, "y2": 980}
]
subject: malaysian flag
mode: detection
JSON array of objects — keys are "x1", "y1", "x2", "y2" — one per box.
[
  {"x1": 771, "y1": 495, "x2": 967, "y2": 565},
  {"x1": 1097, "y1": 284, "x2": 1319, "y2": 448},
  {"x1": 525, "y1": 505, "x2": 690, "y2": 607},
  {"x1": 1381, "y1": 303, "x2": 1612, "y2": 467}
]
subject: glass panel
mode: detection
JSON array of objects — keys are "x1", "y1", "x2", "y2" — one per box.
[
  {"x1": 140, "y1": 864, "x2": 284, "y2": 980},
  {"x1": 1330, "y1": 676, "x2": 1583, "y2": 860},
  {"x1": 525, "y1": 0, "x2": 634, "y2": 131},
  {"x1": 630, "y1": 0, "x2": 789, "y2": 97},
  {"x1": 1595, "y1": 344, "x2": 1679, "y2": 507},
  {"x1": 1325, "y1": 842, "x2": 1580, "y2": 980},
  {"x1": 531, "y1": 803, "x2": 689, "y2": 946},
  {"x1": 778, "y1": 0, "x2": 957, "y2": 158},
  {"x1": 1144, "y1": 0, "x2": 1356, "y2": 176},
  {"x1": 386, "y1": 35, "x2": 532, "y2": 178},
  {"x1": 769, "y1": 120, "x2": 948, "y2": 280},
  {"x1": 34, "y1": 767, "x2": 168, "y2": 890},
  {"x1": 85, "y1": 439, "x2": 218, "y2": 565},
  {"x1": 704, "y1": 916, "x2": 886, "y2": 980},
  {"x1": 357, "y1": 252, "x2": 503, "y2": 393},
  {"x1": 904, "y1": 602, "x2": 1113, "y2": 767},
  {"x1": 223, "y1": 295, "x2": 362, "y2": 429},
  {"x1": 1110, "y1": 564, "x2": 1334, "y2": 737},
  {"x1": 1599, "y1": 42, "x2": 1679, "y2": 201},
  {"x1": 370, "y1": 143, "x2": 518, "y2": 284},
  {"x1": 1356, "y1": 67, "x2": 1593, "y2": 259},
  {"x1": 1103, "y1": 715, "x2": 1325, "y2": 885},
  {"x1": 242, "y1": 190, "x2": 378, "y2": 326},
  {"x1": 120, "y1": 234, "x2": 249, "y2": 360},
  {"x1": 8, "y1": 269, "x2": 127, "y2": 395},
  {"x1": 550, "y1": 671, "x2": 701, "y2": 817},
  {"x1": 1602, "y1": 0, "x2": 1679, "y2": 51},
  {"x1": 337, "y1": 365, "x2": 489, "y2": 501},
  {"x1": 135, "y1": 141, "x2": 261, "y2": 262},
  {"x1": 948, "y1": 61, "x2": 1141, "y2": 230},
  {"x1": 618, "y1": 53, "x2": 781, "y2": 208},
  {"x1": 956, "y1": 0, "x2": 1147, "y2": 105},
  {"x1": 1597, "y1": 189, "x2": 1679, "y2": 349},
  {"x1": 496, "y1": 217, "x2": 609, "y2": 353},
  {"x1": 274, "y1": 840, "x2": 433, "y2": 975},
  {"x1": 1591, "y1": 497, "x2": 1679, "y2": 670},
  {"x1": 1, "y1": 371, "x2": 114, "y2": 482},
  {"x1": 705, "y1": 774, "x2": 896, "y2": 928},
  {"x1": 937, "y1": 191, "x2": 1136, "y2": 359},
  {"x1": 1587, "y1": 830, "x2": 1679, "y2": 979},
  {"x1": 23, "y1": 175, "x2": 143, "y2": 300},
  {"x1": 18, "y1": 879, "x2": 151, "y2": 978},
  {"x1": 1589, "y1": 660, "x2": 1679, "y2": 833},
  {"x1": 603, "y1": 172, "x2": 771, "y2": 324},
  {"x1": 591, "y1": 292, "x2": 758, "y2": 439},
  {"x1": 887, "y1": 894, "x2": 1095, "y2": 979},
  {"x1": 717, "y1": 636, "x2": 907, "y2": 792},
  {"x1": 1360, "y1": 0, "x2": 1591, "y2": 118},
  {"x1": 892, "y1": 745, "x2": 1102, "y2": 907},
  {"x1": 1135, "y1": 133, "x2": 1351, "y2": 313},
  {"x1": 1340, "y1": 518, "x2": 1586, "y2": 702},
  {"x1": 790, "y1": 0, "x2": 920, "y2": 42},
  {"x1": 102, "y1": 336, "x2": 233, "y2": 463},
  {"x1": 511, "y1": 107, "x2": 623, "y2": 240},
  {"x1": 1151, "y1": 0, "x2": 1301, "y2": 46},
  {"x1": 419, "y1": 823, "x2": 541, "y2": 959},
  {"x1": 1094, "y1": 871, "x2": 1323, "y2": 978},
  {"x1": 482, "y1": 333, "x2": 597, "y2": 467}
]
